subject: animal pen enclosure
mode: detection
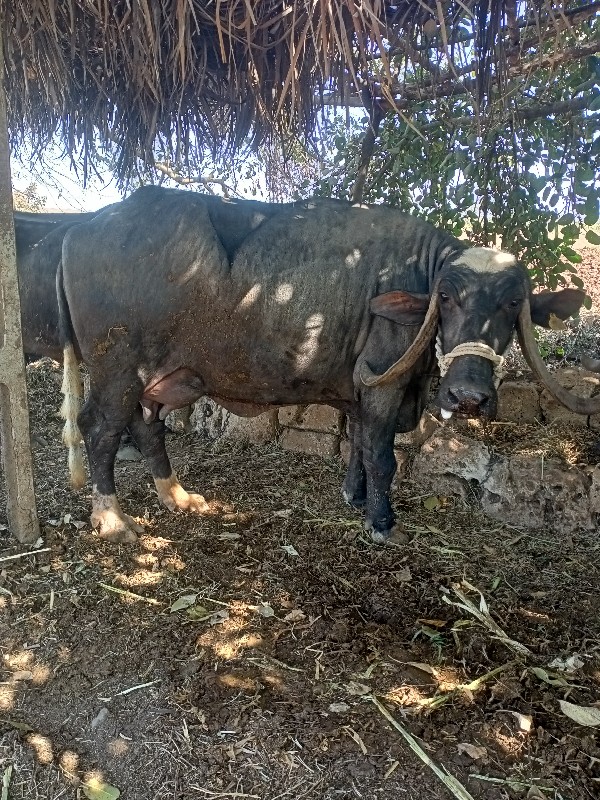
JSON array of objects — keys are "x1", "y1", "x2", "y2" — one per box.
[{"x1": 1, "y1": 2, "x2": 600, "y2": 798}]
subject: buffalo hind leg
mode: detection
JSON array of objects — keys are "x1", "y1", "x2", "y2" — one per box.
[
  {"x1": 78, "y1": 390, "x2": 144, "y2": 544},
  {"x1": 342, "y1": 415, "x2": 367, "y2": 508},
  {"x1": 128, "y1": 408, "x2": 210, "y2": 514}
]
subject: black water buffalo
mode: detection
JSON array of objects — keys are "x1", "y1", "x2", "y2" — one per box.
[
  {"x1": 13, "y1": 208, "x2": 185, "y2": 458},
  {"x1": 57, "y1": 186, "x2": 599, "y2": 543},
  {"x1": 15, "y1": 210, "x2": 97, "y2": 359}
]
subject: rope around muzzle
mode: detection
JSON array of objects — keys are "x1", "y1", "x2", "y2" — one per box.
[{"x1": 435, "y1": 333, "x2": 506, "y2": 389}]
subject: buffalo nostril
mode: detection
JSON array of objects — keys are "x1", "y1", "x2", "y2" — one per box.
[
  {"x1": 450, "y1": 389, "x2": 490, "y2": 414},
  {"x1": 446, "y1": 389, "x2": 460, "y2": 407}
]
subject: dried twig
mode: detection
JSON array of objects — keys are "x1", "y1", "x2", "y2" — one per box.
[
  {"x1": 442, "y1": 583, "x2": 532, "y2": 658},
  {"x1": 98, "y1": 582, "x2": 162, "y2": 606},
  {"x1": 1, "y1": 765, "x2": 12, "y2": 800},
  {"x1": 0, "y1": 548, "x2": 51, "y2": 564},
  {"x1": 370, "y1": 695, "x2": 476, "y2": 800}
]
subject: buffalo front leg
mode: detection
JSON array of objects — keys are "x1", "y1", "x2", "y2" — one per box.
[
  {"x1": 128, "y1": 408, "x2": 209, "y2": 515},
  {"x1": 78, "y1": 391, "x2": 144, "y2": 544},
  {"x1": 360, "y1": 386, "x2": 407, "y2": 542},
  {"x1": 342, "y1": 414, "x2": 367, "y2": 508}
]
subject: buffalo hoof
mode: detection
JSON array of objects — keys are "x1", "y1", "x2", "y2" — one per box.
[
  {"x1": 91, "y1": 494, "x2": 144, "y2": 544},
  {"x1": 367, "y1": 524, "x2": 410, "y2": 545},
  {"x1": 155, "y1": 475, "x2": 210, "y2": 514}
]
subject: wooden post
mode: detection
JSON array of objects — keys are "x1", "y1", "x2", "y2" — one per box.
[{"x1": 0, "y1": 30, "x2": 40, "y2": 543}]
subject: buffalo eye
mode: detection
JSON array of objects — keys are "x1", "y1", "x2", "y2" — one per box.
[
  {"x1": 439, "y1": 292, "x2": 450, "y2": 303},
  {"x1": 508, "y1": 299, "x2": 521, "y2": 309}
]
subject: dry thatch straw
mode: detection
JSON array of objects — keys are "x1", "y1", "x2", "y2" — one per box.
[{"x1": 2, "y1": 1, "x2": 599, "y2": 185}]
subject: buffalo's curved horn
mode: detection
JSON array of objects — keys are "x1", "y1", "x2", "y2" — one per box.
[
  {"x1": 518, "y1": 299, "x2": 600, "y2": 416},
  {"x1": 580, "y1": 354, "x2": 600, "y2": 373},
  {"x1": 359, "y1": 291, "x2": 439, "y2": 387}
]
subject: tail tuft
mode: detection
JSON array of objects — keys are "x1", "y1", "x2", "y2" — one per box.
[{"x1": 60, "y1": 344, "x2": 86, "y2": 489}]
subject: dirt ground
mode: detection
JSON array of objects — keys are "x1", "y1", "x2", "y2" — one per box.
[{"x1": 1, "y1": 250, "x2": 600, "y2": 800}]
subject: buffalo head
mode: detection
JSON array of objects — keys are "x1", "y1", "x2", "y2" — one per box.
[{"x1": 360, "y1": 247, "x2": 600, "y2": 419}]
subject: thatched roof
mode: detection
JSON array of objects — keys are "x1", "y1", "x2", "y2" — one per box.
[{"x1": 3, "y1": 1, "x2": 599, "y2": 185}]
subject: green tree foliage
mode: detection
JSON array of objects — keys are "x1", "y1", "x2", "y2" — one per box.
[
  {"x1": 13, "y1": 182, "x2": 46, "y2": 212},
  {"x1": 310, "y1": 62, "x2": 599, "y2": 295}
]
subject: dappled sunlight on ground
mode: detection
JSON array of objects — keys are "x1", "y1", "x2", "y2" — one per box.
[
  {"x1": 26, "y1": 733, "x2": 54, "y2": 764},
  {"x1": 1, "y1": 357, "x2": 599, "y2": 799}
]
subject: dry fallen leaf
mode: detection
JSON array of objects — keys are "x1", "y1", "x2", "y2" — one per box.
[
  {"x1": 457, "y1": 742, "x2": 488, "y2": 761},
  {"x1": 526, "y1": 787, "x2": 547, "y2": 799},
  {"x1": 254, "y1": 603, "x2": 275, "y2": 618},
  {"x1": 406, "y1": 662, "x2": 437, "y2": 677},
  {"x1": 559, "y1": 700, "x2": 600, "y2": 727},
  {"x1": 395, "y1": 566, "x2": 411, "y2": 582},
  {"x1": 328, "y1": 702, "x2": 350, "y2": 713},
  {"x1": 345, "y1": 681, "x2": 371, "y2": 696},
  {"x1": 548, "y1": 654, "x2": 584, "y2": 674},
  {"x1": 507, "y1": 710, "x2": 533, "y2": 732},
  {"x1": 11, "y1": 671, "x2": 33, "y2": 682},
  {"x1": 283, "y1": 609, "x2": 306, "y2": 622},
  {"x1": 207, "y1": 609, "x2": 229, "y2": 626}
]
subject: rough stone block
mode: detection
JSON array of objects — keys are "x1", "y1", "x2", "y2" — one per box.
[
  {"x1": 414, "y1": 431, "x2": 492, "y2": 484},
  {"x1": 540, "y1": 368, "x2": 600, "y2": 427},
  {"x1": 410, "y1": 425, "x2": 594, "y2": 533},
  {"x1": 394, "y1": 412, "x2": 440, "y2": 448},
  {"x1": 195, "y1": 398, "x2": 278, "y2": 443},
  {"x1": 482, "y1": 454, "x2": 592, "y2": 533},
  {"x1": 393, "y1": 449, "x2": 410, "y2": 486},
  {"x1": 481, "y1": 455, "x2": 546, "y2": 530},
  {"x1": 279, "y1": 428, "x2": 340, "y2": 457},
  {"x1": 588, "y1": 466, "x2": 600, "y2": 514},
  {"x1": 165, "y1": 404, "x2": 195, "y2": 433},
  {"x1": 497, "y1": 381, "x2": 541, "y2": 424},
  {"x1": 279, "y1": 404, "x2": 343, "y2": 434},
  {"x1": 339, "y1": 438, "x2": 351, "y2": 465}
]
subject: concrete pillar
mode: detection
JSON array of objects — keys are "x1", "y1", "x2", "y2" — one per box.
[{"x1": 0, "y1": 31, "x2": 40, "y2": 543}]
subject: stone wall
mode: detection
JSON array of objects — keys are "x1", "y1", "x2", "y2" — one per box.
[{"x1": 191, "y1": 367, "x2": 600, "y2": 532}]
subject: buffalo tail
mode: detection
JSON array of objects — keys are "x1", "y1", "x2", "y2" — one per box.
[{"x1": 57, "y1": 261, "x2": 86, "y2": 490}]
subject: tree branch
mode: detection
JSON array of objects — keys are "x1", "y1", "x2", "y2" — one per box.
[
  {"x1": 402, "y1": 1, "x2": 600, "y2": 52},
  {"x1": 324, "y1": 39, "x2": 600, "y2": 110},
  {"x1": 351, "y1": 89, "x2": 386, "y2": 204},
  {"x1": 152, "y1": 163, "x2": 241, "y2": 197}
]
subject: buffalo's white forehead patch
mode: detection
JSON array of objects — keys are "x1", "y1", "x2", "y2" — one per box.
[{"x1": 455, "y1": 247, "x2": 516, "y2": 273}]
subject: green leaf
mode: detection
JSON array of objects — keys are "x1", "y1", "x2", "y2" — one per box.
[
  {"x1": 169, "y1": 593, "x2": 198, "y2": 613},
  {"x1": 185, "y1": 605, "x2": 210, "y2": 620},
  {"x1": 423, "y1": 496, "x2": 441, "y2": 511},
  {"x1": 530, "y1": 667, "x2": 568, "y2": 687},
  {"x1": 82, "y1": 779, "x2": 121, "y2": 800},
  {"x1": 586, "y1": 229, "x2": 600, "y2": 245},
  {"x1": 557, "y1": 213, "x2": 574, "y2": 225},
  {"x1": 563, "y1": 248, "x2": 582, "y2": 264}
]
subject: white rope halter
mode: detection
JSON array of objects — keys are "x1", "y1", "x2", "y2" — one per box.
[{"x1": 435, "y1": 333, "x2": 506, "y2": 389}]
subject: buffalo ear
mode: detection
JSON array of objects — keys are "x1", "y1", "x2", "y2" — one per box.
[
  {"x1": 370, "y1": 290, "x2": 430, "y2": 325},
  {"x1": 529, "y1": 288, "x2": 585, "y2": 328}
]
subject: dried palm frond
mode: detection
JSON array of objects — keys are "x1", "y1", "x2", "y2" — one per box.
[{"x1": 1, "y1": 1, "x2": 597, "y2": 184}]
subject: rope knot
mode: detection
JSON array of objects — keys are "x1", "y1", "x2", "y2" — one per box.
[{"x1": 435, "y1": 333, "x2": 505, "y2": 388}]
